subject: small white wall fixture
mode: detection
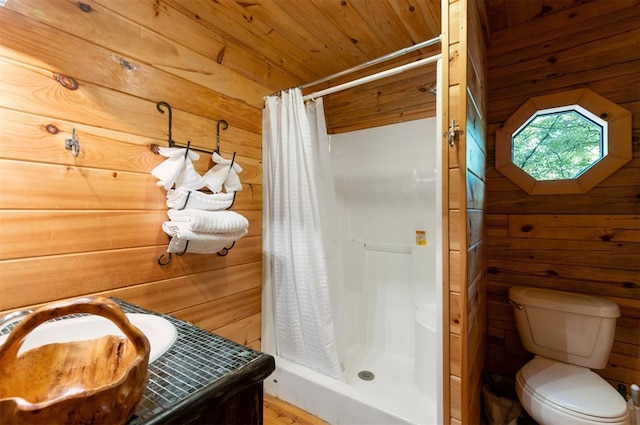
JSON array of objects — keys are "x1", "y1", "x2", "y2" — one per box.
[{"x1": 495, "y1": 88, "x2": 632, "y2": 195}]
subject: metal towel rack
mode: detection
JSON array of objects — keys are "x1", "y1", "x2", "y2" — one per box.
[
  {"x1": 150, "y1": 101, "x2": 239, "y2": 266},
  {"x1": 150, "y1": 101, "x2": 229, "y2": 155}
]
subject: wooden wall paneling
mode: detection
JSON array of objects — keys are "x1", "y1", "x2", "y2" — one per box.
[
  {"x1": 490, "y1": 30, "x2": 640, "y2": 93},
  {"x1": 325, "y1": 68, "x2": 437, "y2": 115},
  {"x1": 489, "y1": 63, "x2": 640, "y2": 124},
  {"x1": 441, "y1": 0, "x2": 453, "y2": 421},
  {"x1": 0, "y1": 160, "x2": 164, "y2": 210},
  {"x1": 4, "y1": 0, "x2": 272, "y2": 108},
  {"x1": 214, "y1": 313, "x2": 262, "y2": 347},
  {"x1": 487, "y1": 236, "x2": 640, "y2": 271},
  {"x1": 233, "y1": 184, "x2": 263, "y2": 211},
  {"x1": 0, "y1": 211, "x2": 168, "y2": 260},
  {"x1": 448, "y1": 85, "x2": 462, "y2": 170},
  {"x1": 92, "y1": 0, "x2": 297, "y2": 91},
  {"x1": 485, "y1": 0, "x2": 640, "y2": 392},
  {"x1": 0, "y1": 109, "x2": 167, "y2": 171},
  {"x1": 449, "y1": 210, "x2": 461, "y2": 252},
  {"x1": 487, "y1": 258, "x2": 639, "y2": 299},
  {"x1": 323, "y1": 63, "x2": 438, "y2": 133},
  {"x1": 450, "y1": 251, "x2": 462, "y2": 293},
  {"x1": 506, "y1": 214, "x2": 640, "y2": 243},
  {"x1": 467, "y1": 171, "x2": 485, "y2": 210},
  {"x1": 450, "y1": 291, "x2": 462, "y2": 335},
  {"x1": 489, "y1": 0, "x2": 638, "y2": 50},
  {"x1": 467, "y1": 210, "x2": 484, "y2": 248},
  {"x1": 0, "y1": 0, "x2": 263, "y2": 348},
  {"x1": 0, "y1": 236, "x2": 262, "y2": 312},
  {"x1": 449, "y1": 169, "x2": 461, "y2": 210},
  {"x1": 465, "y1": 1, "x2": 488, "y2": 423},
  {"x1": 326, "y1": 104, "x2": 437, "y2": 134},
  {"x1": 487, "y1": 184, "x2": 640, "y2": 214},
  {"x1": 0, "y1": 58, "x2": 260, "y2": 154},
  {"x1": 0, "y1": 8, "x2": 261, "y2": 134},
  {"x1": 103, "y1": 260, "x2": 262, "y2": 312},
  {"x1": 450, "y1": 376, "x2": 462, "y2": 422},
  {"x1": 450, "y1": 333, "x2": 462, "y2": 376},
  {"x1": 172, "y1": 287, "x2": 262, "y2": 332}
]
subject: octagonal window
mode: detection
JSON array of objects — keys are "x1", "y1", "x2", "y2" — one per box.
[
  {"x1": 512, "y1": 106, "x2": 606, "y2": 181},
  {"x1": 495, "y1": 88, "x2": 631, "y2": 195}
]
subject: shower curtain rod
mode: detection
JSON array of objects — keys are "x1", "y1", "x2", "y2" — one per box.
[
  {"x1": 302, "y1": 52, "x2": 441, "y2": 101},
  {"x1": 300, "y1": 34, "x2": 441, "y2": 89}
]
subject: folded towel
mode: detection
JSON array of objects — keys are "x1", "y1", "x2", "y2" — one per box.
[
  {"x1": 166, "y1": 187, "x2": 234, "y2": 211},
  {"x1": 224, "y1": 167, "x2": 242, "y2": 192},
  {"x1": 167, "y1": 209, "x2": 248, "y2": 234},
  {"x1": 202, "y1": 152, "x2": 243, "y2": 193},
  {"x1": 162, "y1": 221, "x2": 248, "y2": 254},
  {"x1": 174, "y1": 158, "x2": 206, "y2": 190},
  {"x1": 151, "y1": 147, "x2": 204, "y2": 190}
]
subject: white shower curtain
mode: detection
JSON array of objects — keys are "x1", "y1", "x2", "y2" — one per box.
[{"x1": 262, "y1": 88, "x2": 343, "y2": 379}]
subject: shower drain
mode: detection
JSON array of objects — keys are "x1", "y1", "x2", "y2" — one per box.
[{"x1": 358, "y1": 370, "x2": 375, "y2": 381}]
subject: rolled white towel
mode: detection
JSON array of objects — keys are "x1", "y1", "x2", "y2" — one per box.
[
  {"x1": 201, "y1": 163, "x2": 228, "y2": 193},
  {"x1": 151, "y1": 147, "x2": 203, "y2": 190},
  {"x1": 202, "y1": 152, "x2": 243, "y2": 193},
  {"x1": 166, "y1": 187, "x2": 234, "y2": 211},
  {"x1": 162, "y1": 221, "x2": 248, "y2": 254},
  {"x1": 167, "y1": 209, "x2": 248, "y2": 234},
  {"x1": 174, "y1": 158, "x2": 206, "y2": 190},
  {"x1": 224, "y1": 167, "x2": 242, "y2": 192}
]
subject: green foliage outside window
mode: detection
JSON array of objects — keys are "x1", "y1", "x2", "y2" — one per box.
[{"x1": 512, "y1": 110, "x2": 603, "y2": 181}]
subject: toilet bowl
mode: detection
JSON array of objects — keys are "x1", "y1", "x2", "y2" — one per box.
[
  {"x1": 515, "y1": 357, "x2": 629, "y2": 425},
  {"x1": 509, "y1": 286, "x2": 630, "y2": 425}
]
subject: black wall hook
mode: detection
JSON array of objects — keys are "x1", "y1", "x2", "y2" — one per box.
[
  {"x1": 153, "y1": 101, "x2": 229, "y2": 155},
  {"x1": 216, "y1": 120, "x2": 229, "y2": 154},
  {"x1": 156, "y1": 101, "x2": 174, "y2": 148}
]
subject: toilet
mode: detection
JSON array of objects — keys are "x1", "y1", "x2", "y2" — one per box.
[{"x1": 509, "y1": 286, "x2": 630, "y2": 425}]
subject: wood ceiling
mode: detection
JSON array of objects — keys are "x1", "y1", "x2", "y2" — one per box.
[
  {"x1": 162, "y1": 0, "x2": 593, "y2": 132},
  {"x1": 167, "y1": 0, "x2": 442, "y2": 92}
]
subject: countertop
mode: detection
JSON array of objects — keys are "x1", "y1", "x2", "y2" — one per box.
[
  {"x1": 0, "y1": 298, "x2": 275, "y2": 424},
  {"x1": 116, "y1": 299, "x2": 275, "y2": 424}
]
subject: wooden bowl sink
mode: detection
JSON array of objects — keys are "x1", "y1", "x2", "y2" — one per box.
[{"x1": 0, "y1": 297, "x2": 150, "y2": 425}]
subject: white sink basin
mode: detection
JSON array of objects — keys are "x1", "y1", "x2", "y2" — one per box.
[{"x1": 0, "y1": 313, "x2": 177, "y2": 364}]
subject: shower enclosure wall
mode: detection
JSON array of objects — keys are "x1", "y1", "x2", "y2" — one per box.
[{"x1": 264, "y1": 117, "x2": 442, "y2": 425}]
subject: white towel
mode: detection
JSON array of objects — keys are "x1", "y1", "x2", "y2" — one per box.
[
  {"x1": 173, "y1": 158, "x2": 206, "y2": 190},
  {"x1": 162, "y1": 221, "x2": 247, "y2": 254},
  {"x1": 166, "y1": 187, "x2": 234, "y2": 211},
  {"x1": 202, "y1": 152, "x2": 243, "y2": 193},
  {"x1": 167, "y1": 209, "x2": 248, "y2": 234},
  {"x1": 151, "y1": 147, "x2": 204, "y2": 190}
]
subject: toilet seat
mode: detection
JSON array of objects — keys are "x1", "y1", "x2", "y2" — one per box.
[{"x1": 516, "y1": 357, "x2": 629, "y2": 425}]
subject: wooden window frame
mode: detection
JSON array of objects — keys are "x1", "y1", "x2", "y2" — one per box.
[{"x1": 495, "y1": 88, "x2": 631, "y2": 195}]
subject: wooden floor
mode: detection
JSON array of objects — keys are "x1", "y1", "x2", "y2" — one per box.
[{"x1": 264, "y1": 394, "x2": 328, "y2": 425}]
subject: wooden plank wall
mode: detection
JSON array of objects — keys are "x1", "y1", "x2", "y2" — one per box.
[
  {"x1": 0, "y1": 0, "x2": 271, "y2": 349},
  {"x1": 485, "y1": 0, "x2": 640, "y2": 393},
  {"x1": 443, "y1": 0, "x2": 488, "y2": 422},
  {"x1": 322, "y1": 54, "x2": 439, "y2": 134}
]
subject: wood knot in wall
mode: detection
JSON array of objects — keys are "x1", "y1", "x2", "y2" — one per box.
[{"x1": 54, "y1": 73, "x2": 78, "y2": 90}]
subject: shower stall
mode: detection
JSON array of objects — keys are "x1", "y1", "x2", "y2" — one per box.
[{"x1": 263, "y1": 116, "x2": 443, "y2": 424}]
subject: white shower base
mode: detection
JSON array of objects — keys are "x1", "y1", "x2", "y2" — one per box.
[
  {"x1": 264, "y1": 306, "x2": 437, "y2": 425},
  {"x1": 344, "y1": 345, "x2": 436, "y2": 424},
  {"x1": 265, "y1": 354, "x2": 434, "y2": 425}
]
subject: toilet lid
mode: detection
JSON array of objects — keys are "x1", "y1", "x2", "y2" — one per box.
[{"x1": 520, "y1": 357, "x2": 628, "y2": 420}]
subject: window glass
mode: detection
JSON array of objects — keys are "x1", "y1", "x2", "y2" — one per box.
[
  {"x1": 494, "y1": 89, "x2": 631, "y2": 195},
  {"x1": 512, "y1": 107, "x2": 605, "y2": 181}
]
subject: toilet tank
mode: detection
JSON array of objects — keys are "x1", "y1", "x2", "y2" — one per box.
[{"x1": 509, "y1": 286, "x2": 620, "y2": 369}]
